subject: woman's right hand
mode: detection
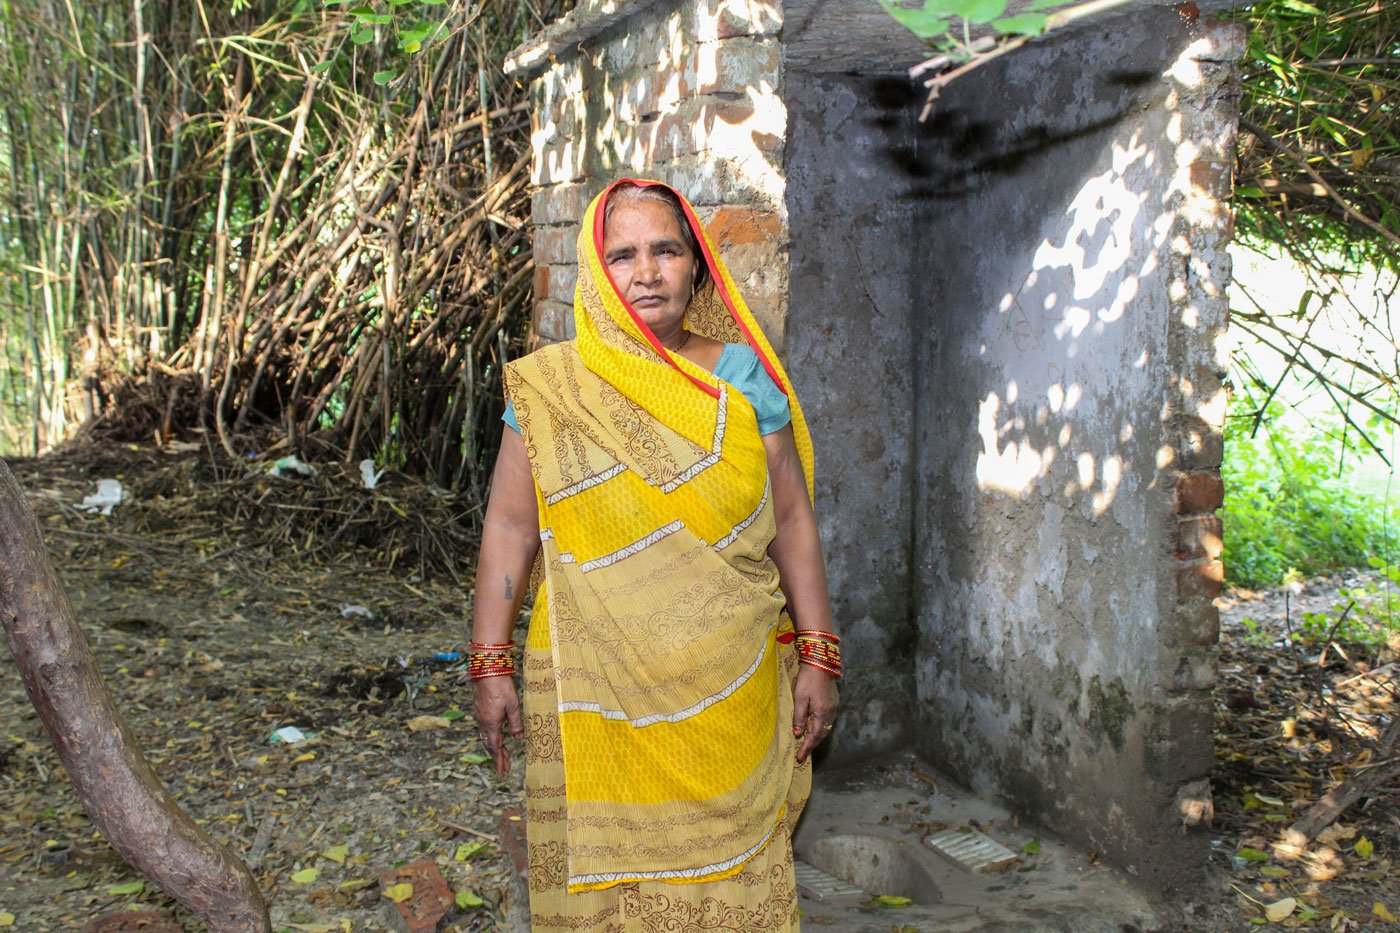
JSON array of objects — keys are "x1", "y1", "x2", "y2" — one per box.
[{"x1": 474, "y1": 677, "x2": 524, "y2": 775}]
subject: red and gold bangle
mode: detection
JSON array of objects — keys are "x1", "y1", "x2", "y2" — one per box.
[
  {"x1": 794, "y1": 633, "x2": 842, "y2": 678},
  {"x1": 468, "y1": 653, "x2": 516, "y2": 680},
  {"x1": 467, "y1": 641, "x2": 517, "y2": 681},
  {"x1": 794, "y1": 629, "x2": 840, "y2": 644},
  {"x1": 798, "y1": 657, "x2": 842, "y2": 678}
]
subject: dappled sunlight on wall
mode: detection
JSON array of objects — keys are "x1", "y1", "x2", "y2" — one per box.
[
  {"x1": 972, "y1": 133, "x2": 1165, "y2": 523},
  {"x1": 513, "y1": 0, "x2": 787, "y2": 342}
]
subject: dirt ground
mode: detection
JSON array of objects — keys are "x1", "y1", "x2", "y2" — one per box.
[
  {"x1": 1, "y1": 443, "x2": 528, "y2": 932},
  {"x1": 0, "y1": 441, "x2": 1397, "y2": 931}
]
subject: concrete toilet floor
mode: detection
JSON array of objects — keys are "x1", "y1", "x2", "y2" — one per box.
[{"x1": 793, "y1": 754, "x2": 1162, "y2": 932}]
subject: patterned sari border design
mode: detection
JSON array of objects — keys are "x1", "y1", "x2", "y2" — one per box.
[
  {"x1": 545, "y1": 463, "x2": 627, "y2": 506},
  {"x1": 709, "y1": 480, "x2": 769, "y2": 552},
  {"x1": 567, "y1": 809, "x2": 781, "y2": 889},
  {"x1": 660, "y1": 385, "x2": 728, "y2": 493},
  {"x1": 557, "y1": 623, "x2": 774, "y2": 728},
  {"x1": 545, "y1": 520, "x2": 686, "y2": 574},
  {"x1": 578, "y1": 521, "x2": 684, "y2": 574}
]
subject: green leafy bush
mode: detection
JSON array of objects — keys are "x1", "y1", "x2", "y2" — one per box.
[{"x1": 1221, "y1": 401, "x2": 1398, "y2": 589}]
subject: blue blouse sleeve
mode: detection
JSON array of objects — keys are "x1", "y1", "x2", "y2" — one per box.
[
  {"x1": 715, "y1": 344, "x2": 792, "y2": 435},
  {"x1": 502, "y1": 398, "x2": 520, "y2": 433}
]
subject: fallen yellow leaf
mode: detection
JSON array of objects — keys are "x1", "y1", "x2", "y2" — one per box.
[
  {"x1": 1375, "y1": 902, "x2": 1397, "y2": 924},
  {"x1": 290, "y1": 868, "x2": 320, "y2": 884},
  {"x1": 406, "y1": 716, "x2": 452, "y2": 732},
  {"x1": 384, "y1": 883, "x2": 415, "y2": 903},
  {"x1": 1356, "y1": 837, "x2": 1375, "y2": 859},
  {"x1": 291, "y1": 752, "x2": 316, "y2": 765},
  {"x1": 1264, "y1": 897, "x2": 1296, "y2": 922},
  {"x1": 322, "y1": 845, "x2": 349, "y2": 864},
  {"x1": 0, "y1": 911, "x2": 14, "y2": 927},
  {"x1": 337, "y1": 879, "x2": 373, "y2": 894}
]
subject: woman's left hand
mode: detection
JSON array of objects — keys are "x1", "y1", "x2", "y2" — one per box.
[{"x1": 792, "y1": 664, "x2": 840, "y2": 763}]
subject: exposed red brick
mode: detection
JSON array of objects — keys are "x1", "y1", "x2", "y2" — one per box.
[
  {"x1": 82, "y1": 912, "x2": 182, "y2": 933},
  {"x1": 1174, "y1": 601, "x2": 1220, "y2": 648},
  {"x1": 1172, "y1": 415, "x2": 1223, "y2": 471},
  {"x1": 1177, "y1": 559, "x2": 1224, "y2": 603},
  {"x1": 704, "y1": 207, "x2": 782, "y2": 248},
  {"x1": 379, "y1": 859, "x2": 454, "y2": 933},
  {"x1": 697, "y1": 40, "x2": 780, "y2": 95},
  {"x1": 1174, "y1": 471, "x2": 1224, "y2": 514},
  {"x1": 1175, "y1": 515, "x2": 1223, "y2": 560},
  {"x1": 532, "y1": 226, "x2": 576, "y2": 266},
  {"x1": 716, "y1": 6, "x2": 775, "y2": 38},
  {"x1": 534, "y1": 300, "x2": 573, "y2": 342},
  {"x1": 532, "y1": 264, "x2": 549, "y2": 302}
]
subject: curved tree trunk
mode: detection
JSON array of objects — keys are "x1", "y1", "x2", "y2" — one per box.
[{"x1": 0, "y1": 460, "x2": 270, "y2": 932}]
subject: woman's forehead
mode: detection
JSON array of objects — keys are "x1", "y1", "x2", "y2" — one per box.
[{"x1": 603, "y1": 199, "x2": 687, "y2": 243}]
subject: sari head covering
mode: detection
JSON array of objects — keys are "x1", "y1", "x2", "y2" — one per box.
[{"x1": 504, "y1": 179, "x2": 812, "y2": 892}]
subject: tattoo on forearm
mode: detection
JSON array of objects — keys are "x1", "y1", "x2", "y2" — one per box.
[{"x1": 504, "y1": 575, "x2": 513, "y2": 600}]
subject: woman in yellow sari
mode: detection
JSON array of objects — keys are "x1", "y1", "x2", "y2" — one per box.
[{"x1": 469, "y1": 179, "x2": 841, "y2": 930}]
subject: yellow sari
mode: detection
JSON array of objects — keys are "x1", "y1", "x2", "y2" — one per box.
[{"x1": 504, "y1": 180, "x2": 814, "y2": 930}]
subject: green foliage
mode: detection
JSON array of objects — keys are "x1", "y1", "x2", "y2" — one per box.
[
  {"x1": 1222, "y1": 399, "x2": 1398, "y2": 589},
  {"x1": 874, "y1": 0, "x2": 1065, "y2": 52},
  {"x1": 325, "y1": 0, "x2": 453, "y2": 83},
  {"x1": 1230, "y1": 0, "x2": 1400, "y2": 273}
]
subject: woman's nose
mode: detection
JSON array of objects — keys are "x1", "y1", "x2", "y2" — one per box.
[{"x1": 635, "y1": 253, "x2": 660, "y2": 282}]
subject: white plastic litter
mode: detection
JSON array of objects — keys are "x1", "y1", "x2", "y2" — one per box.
[
  {"x1": 271, "y1": 726, "x2": 307, "y2": 744},
  {"x1": 341, "y1": 605, "x2": 374, "y2": 620},
  {"x1": 77, "y1": 479, "x2": 123, "y2": 515},
  {"x1": 359, "y1": 459, "x2": 386, "y2": 489},
  {"x1": 267, "y1": 455, "x2": 317, "y2": 478}
]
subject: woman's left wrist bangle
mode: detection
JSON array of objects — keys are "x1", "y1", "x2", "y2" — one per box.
[
  {"x1": 794, "y1": 633, "x2": 842, "y2": 678},
  {"x1": 468, "y1": 643, "x2": 518, "y2": 681}
]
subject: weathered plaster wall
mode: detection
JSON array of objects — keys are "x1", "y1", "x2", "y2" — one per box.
[
  {"x1": 904, "y1": 12, "x2": 1239, "y2": 884},
  {"x1": 508, "y1": 0, "x2": 1240, "y2": 888},
  {"x1": 511, "y1": 0, "x2": 789, "y2": 346},
  {"x1": 784, "y1": 74, "x2": 921, "y2": 757}
]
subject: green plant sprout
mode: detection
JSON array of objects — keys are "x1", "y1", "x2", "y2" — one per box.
[
  {"x1": 319, "y1": 0, "x2": 451, "y2": 85},
  {"x1": 875, "y1": 0, "x2": 1134, "y2": 116}
]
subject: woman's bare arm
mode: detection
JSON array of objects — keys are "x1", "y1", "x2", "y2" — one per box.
[
  {"x1": 763, "y1": 424, "x2": 840, "y2": 762},
  {"x1": 471, "y1": 426, "x2": 541, "y2": 774}
]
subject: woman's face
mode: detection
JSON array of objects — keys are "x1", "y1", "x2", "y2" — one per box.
[{"x1": 601, "y1": 198, "x2": 699, "y2": 336}]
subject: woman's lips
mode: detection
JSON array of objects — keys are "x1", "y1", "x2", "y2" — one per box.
[{"x1": 632, "y1": 294, "x2": 664, "y2": 307}]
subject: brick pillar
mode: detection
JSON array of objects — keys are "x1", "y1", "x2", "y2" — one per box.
[
  {"x1": 508, "y1": 0, "x2": 787, "y2": 348},
  {"x1": 1156, "y1": 16, "x2": 1247, "y2": 829}
]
